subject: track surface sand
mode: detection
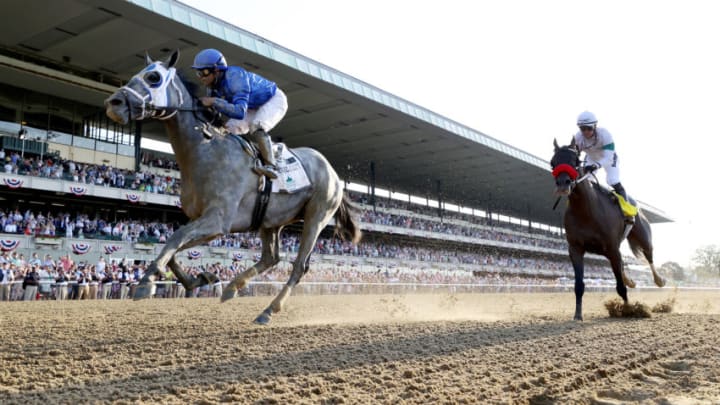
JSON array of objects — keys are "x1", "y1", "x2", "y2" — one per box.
[{"x1": 1, "y1": 290, "x2": 719, "y2": 404}]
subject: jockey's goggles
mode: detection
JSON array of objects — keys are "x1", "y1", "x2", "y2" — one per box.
[
  {"x1": 579, "y1": 125, "x2": 595, "y2": 132},
  {"x1": 195, "y1": 68, "x2": 214, "y2": 78}
]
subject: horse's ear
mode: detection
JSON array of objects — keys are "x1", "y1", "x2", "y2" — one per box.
[
  {"x1": 553, "y1": 138, "x2": 559, "y2": 151},
  {"x1": 144, "y1": 52, "x2": 153, "y2": 66},
  {"x1": 569, "y1": 137, "x2": 577, "y2": 149},
  {"x1": 165, "y1": 49, "x2": 179, "y2": 68}
]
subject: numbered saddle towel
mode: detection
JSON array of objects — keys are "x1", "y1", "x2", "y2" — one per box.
[{"x1": 272, "y1": 144, "x2": 311, "y2": 194}]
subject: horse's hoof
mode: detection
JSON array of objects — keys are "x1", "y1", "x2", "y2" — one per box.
[
  {"x1": 133, "y1": 284, "x2": 153, "y2": 300},
  {"x1": 655, "y1": 277, "x2": 666, "y2": 288},
  {"x1": 573, "y1": 314, "x2": 583, "y2": 321},
  {"x1": 254, "y1": 311, "x2": 271, "y2": 325},
  {"x1": 220, "y1": 288, "x2": 236, "y2": 303}
]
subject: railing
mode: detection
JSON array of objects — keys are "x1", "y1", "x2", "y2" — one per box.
[{"x1": 5, "y1": 280, "x2": 717, "y2": 302}]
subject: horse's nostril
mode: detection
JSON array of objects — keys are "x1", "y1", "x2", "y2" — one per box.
[{"x1": 109, "y1": 97, "x2": 124, "y2": 106}]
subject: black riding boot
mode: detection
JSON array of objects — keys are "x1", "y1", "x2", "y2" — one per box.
[
  {"x1": 612, "y1": 182, "x2": 628, "y2": 201},
  {"x1": 250, "y1": 129, "x2": 278, "y2": 179},
  {"x1": 613, "y1": 182, "x2": 634, "y2": 224}
]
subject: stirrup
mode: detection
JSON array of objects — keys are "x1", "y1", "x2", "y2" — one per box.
[{"x1": 252, "y1": 162, "x2": 278, "y2": 179}]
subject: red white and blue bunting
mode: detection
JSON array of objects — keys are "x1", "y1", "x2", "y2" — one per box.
[
  {"x1": 69, "y1": 185, "x2": 88, "y2": 196},
  {"x1": 187, "y1": 250, "x2": 202, "y2": 260},
  {"x1": 174, "y1": 199, "x2": 182, "y2": 208},
  {"x1": 126, "y1": 193, "x2": 140, "y2": 203},
  {"x1": 71, "y1": 242, "x2": 92, "y2": 255},
  {"x1": 103, "y1": 244, "x2": 122, "y2": 255},
  {"x1": 232, "y1": 252, "x2": 244, "y2": 261},
  {"x1": 3, "y1": 178, "x2": 23, "y2": 189},
  {"x1": 0, "y1": 239, "x2": 20, "y2": 251}
]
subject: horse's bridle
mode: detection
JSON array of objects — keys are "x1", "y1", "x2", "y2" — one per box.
[
  {"x1": 118, "y1": 63, "x2": 187, "y2": 121},
  {"x1": 551, "y1": 148, "x2": 594, "y2": 209}
]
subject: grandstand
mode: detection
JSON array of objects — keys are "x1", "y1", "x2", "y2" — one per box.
[{"x1": 0, "y1": 0, "x2": 672, "y2": 300}]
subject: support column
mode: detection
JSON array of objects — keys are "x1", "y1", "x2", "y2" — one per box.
[
  {"x1": 436, "y1": 180, "x2": 442, "y2": 219},
  {"x1": 369, "y1": 161, "x2": 376, "y2": 213},
  {"x1": 134, "y1": 121, "x2": 142, "y2": 172},
  {"x1": 527, "y1": 203, "x2": 532, "y2": 233}
]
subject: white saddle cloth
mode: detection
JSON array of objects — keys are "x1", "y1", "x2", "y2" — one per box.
[{"x1": 271, "y1": 144, "x2": 311, "y2": 193}]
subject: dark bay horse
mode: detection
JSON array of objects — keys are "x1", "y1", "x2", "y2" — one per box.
[
  {"x1": 105, "y1": 50, "x2": 361, "y2": 324},
  {"x1": 551, "y1": 139, "x2": 664, "y2": 320}
]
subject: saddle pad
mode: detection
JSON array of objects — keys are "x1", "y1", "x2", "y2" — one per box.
[
  {"x1": 613, "y1": 192, "x2": 639, "y2": 217},
  {"x1": 272, "y1": 144, "x2": 311, "y2": 193}
]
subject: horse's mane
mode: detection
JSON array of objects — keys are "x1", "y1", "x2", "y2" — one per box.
[{"x1": 177, "y1": 71, "x2": 203, "y2": 99}]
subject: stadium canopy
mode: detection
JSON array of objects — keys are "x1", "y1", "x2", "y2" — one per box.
[{"x1": 0, "y1": 0, "x2": 672, "y2": 226}]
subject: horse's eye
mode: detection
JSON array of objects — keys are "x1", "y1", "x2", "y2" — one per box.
[{"x1": 144, "y1": 71, "x2": 162, "y2": 86}]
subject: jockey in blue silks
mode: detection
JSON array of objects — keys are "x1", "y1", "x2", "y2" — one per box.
[{"x1": 192, "y1": 48, "x2": 288, "y2": 179}]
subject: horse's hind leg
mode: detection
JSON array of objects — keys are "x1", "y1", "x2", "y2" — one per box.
[
  {"x1": 629, "y1": 220, "x2": 665, "y2": 287},
  {"x1": 221, "y1": 227, "x2": 281, "y2": 303},
  {"x1": 608, "y1": 250, "x2": 629, "y2": 303},
  {"x1": 168, "y1": 254, "x2": 218, "y2": 291},
  {"x1": 254, "y1": 212, "x2": 330, "y2": 325}
]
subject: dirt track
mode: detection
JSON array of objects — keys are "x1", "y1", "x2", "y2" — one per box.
[{"x1": 1, "y1": 290, "x2": 719, "y2": 404}]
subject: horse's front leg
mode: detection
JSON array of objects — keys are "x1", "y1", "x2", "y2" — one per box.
[
  {"x1": 134, "y1": 211, "x2": 226, "y2": 300},
  {"x1": 569, "y1": 245, "x2": 586, "y2": 321}
]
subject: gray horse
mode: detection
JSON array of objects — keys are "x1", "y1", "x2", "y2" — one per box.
[{"x1": 105, "y1": 50, "x2": 361, "y2": 324}]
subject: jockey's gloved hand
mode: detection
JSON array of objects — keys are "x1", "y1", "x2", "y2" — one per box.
[{"x1": 583, "y1": 164, "x2": 598, "y2": 173}]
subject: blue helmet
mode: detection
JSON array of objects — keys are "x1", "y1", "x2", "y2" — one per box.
[{"x1": 192, "y1": 49, "x2": 228, "y2": 71}]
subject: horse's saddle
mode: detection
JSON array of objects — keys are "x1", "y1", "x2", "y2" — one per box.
[
  {"x1": 228, "y1": 134, "x2": 311, "y2": 194},
  {"x1": 612, "y1": 192, "x2": 638, "y2": 218},
  {"x1": 591, "y1": 183, "x2": 638, "y2": 218}
]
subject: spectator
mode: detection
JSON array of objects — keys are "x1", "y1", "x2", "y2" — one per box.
[
  {"x1": 0, "y1": 262, "x2": 12, "y2": 301},
  {"x1": 55, "y1": 271, "x2": 69, "y2": 300},
  {"x1": 22, "y1": 266, "x2": 40, "y2": 301}
]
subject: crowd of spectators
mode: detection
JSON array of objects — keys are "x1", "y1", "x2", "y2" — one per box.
[
  {"x1": 1, "y1": 151, "x2": 653, "y2": 304},
  {"x1": 1, "y1": 208, "x2": 174, "y2": 243},
  {"x1": 359, "y1": 210, "x2": 566, "y2": 250},
  {"x1": 0, "y1": 248, "x2": 622, "y2": 302},
  {"x1": 350, "y1": 192, "x2": 562, "y2": 240},
  {"x1": 2, "y1": 150, "x2": 567, "y2": 250},
  {"x1": 141, "y1": 151, "x2": 180, "y2": 171},
  {"x1": 1, "y1": 148, "x2": 181, "y2": 195}
]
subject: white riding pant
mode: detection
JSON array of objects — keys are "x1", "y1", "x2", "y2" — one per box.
[
  {"x1": 586, "y1": 152, "x2": 621, "y2": 186},
  {"x1": 225, "y1": 89, "x2": 288, "y2": 135}
]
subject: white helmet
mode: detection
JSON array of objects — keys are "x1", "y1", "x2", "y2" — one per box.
[{"x1": 577, "y1": 111, "x2": 598, "y2": 127}]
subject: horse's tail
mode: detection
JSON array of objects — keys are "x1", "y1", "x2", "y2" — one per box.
[{"x1": 334, "y1": 194, "x2": 362, "y2": 244}]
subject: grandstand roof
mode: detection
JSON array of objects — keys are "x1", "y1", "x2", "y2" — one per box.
[{"x1": 0, "y1": 0, "x2": 672, "y2": 226}]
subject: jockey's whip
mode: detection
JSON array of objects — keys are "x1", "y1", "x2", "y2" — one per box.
[{"x1": 552, "y1": 196, "x2": 562, "y2": 210}]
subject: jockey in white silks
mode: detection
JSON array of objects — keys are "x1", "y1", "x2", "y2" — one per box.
[
  {"x1": 572, "y1": 111, "x2": 630, "y2": 204},
  {"x1": 192, "y1": 48, "x2": 288, "y2": 179}
]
